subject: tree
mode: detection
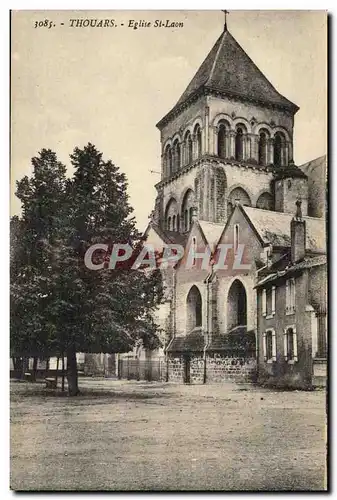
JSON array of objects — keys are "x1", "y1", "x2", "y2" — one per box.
[{"x1": 11, "y1": 144, "x2": 163, "y2": 395}]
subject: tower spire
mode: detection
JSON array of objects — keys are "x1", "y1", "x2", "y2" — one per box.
[{"x1": 222, "y1": 10, "x2": 229, "y2": 31}]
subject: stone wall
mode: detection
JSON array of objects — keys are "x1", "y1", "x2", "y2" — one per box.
[
  {"x1": 190, "y1": 356, "x2": 205, "y2": 384},
  {"x1": 167, "y1": 354, "x2": 257, "y2": 384},
  {"x1": 167, "y1": 357, "x2": 184, "y2": 383},
  {"x1": 206, "y1": 354, "x2": 257, "y2": 383}
]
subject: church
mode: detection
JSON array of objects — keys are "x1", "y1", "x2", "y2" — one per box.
[{"x1": 143, "y1": 19, "x2": 327, "y2": 388}]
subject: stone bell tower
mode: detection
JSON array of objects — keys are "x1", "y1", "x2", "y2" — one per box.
[{"x1": 152, "y1": 20, "x2": 302, "y2": 235}]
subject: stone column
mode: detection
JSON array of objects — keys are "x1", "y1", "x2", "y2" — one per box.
[
  {"x1": 247, "y1": 133, "x2": 259, "y2": 163},
  {"x1": 267, "y1": 138, "x2": 274, "y2": 165},
  {"x1": 192, "y1": 133, "x2": 197, "y2": 161},
  {"x1": 205, "y1": 106, "x2": 210, "y2": 155},
  {"x1": 245, "y1": 134, "x2": 251, "y2": 160},
  {"x1": 209, "y1": 126, "x2": 217, "y2": 156},
  {"x1": 229, "y1": 130, "x2": 236, "y2": 159},
  {"x1": 287, "y1": 140, "x2": 293, "y2": 163},
  {"x1": 285, "y1": 142, "x2": 290, "y2": 166}
]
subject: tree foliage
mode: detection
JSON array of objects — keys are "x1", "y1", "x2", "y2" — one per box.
[{"x1": 11, "y1": 144, "x2": 163, "y2": 394}]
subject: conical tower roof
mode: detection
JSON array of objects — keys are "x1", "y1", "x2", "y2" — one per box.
[{"x1": 157, "y1": 27, "x2": 298, "y2": 128}]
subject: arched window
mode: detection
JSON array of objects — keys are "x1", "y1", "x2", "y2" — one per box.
[
  {"x1": 194, "y1": 124, "x2": 202, "y2": 158},
  {"x1": 217, "y1": 122, "x2": 228, "y2": 159},
  {"x1": 165, "y1": 145, "x2": 172, "y2": 177},
  {"x1": 235, "y1": 127, "x2": 244, "y2": 161},
  {"x1": 165, "y1": 198, "x2": 178, "y2": 232},
  {"x1": 274, "y1": 132, "x2": 284, "y2": 167},
  {"x1": 185, "y1": 131, "x2": 193, "y2": 165},
  {"x1": 228, "y1": 187, "x2": 252, "y2": 208},
  {"x1": 227, "y1": 280, "x2": 247, "y2": 330},
  {"x1": 189, "y1": 207, "x2": 193, "y2": 228},
  {"x1": 256, "y1": 192, "x2": 274, "y2": 211},
  {"x1": 258, "y1": 131, "x2": 268, "y2": 166},
  {"x1": 234, "y1": 224, "x2": 239, "y2": 254},
  {"x1": 186, "y1": 285, "x2": 202, "y2": 331},
  {"x1": 173, "y1": 139, "x2": 181, "y2": 171},
  {"x1": 181, "y1": 189, "x2": 195, "y2": 232}
]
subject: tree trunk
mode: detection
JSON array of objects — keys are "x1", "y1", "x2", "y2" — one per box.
[
  {"x1": 21, "y1": 357, "x2": 29, "y2": 380},
  {"x1": 32, "y1": 357, "x2": 38, "y2": 382},
  {"x1": 66, "y1": 347, "x2": 80, "y2": 396},
  {"x1": 61, "y1": 355, "x2": 65, "y2": 392}
]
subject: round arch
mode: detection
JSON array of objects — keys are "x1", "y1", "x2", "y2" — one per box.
[
  {"x1": 228, "y1": 185, "x2": 253, "y2": 206},
  {"x1": 256, "y1": 191, "x2": 274, "y2": 211},
  {"x1": 233, "y1": 117, "x2": 251, "y2": 133},
  {"x1": 164, "y1": 197, "x2": 178, "y2": 231},
  {"x1": 212, "y1": 113, "x2": 234, "y2": 128},
  {"x1": 271, "y1": 127, "x2": 290, "y2": 142},
  {"x1": 227, "y1": 279, "x2": 247, "y2": 331},
  {"x1": 253, "y1": 122, "x2": 273, "y2": 136},
  {"x1": 180, "y1": 188, "x2": 195, "y2": 232},
  {"x1": 186, "y1": 285, "x2": 202, "y2": 332}
]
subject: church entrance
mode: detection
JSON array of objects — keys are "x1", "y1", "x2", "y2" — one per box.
[{"x1": 227, "y1": 280, "x2": 247, "y2": 330}]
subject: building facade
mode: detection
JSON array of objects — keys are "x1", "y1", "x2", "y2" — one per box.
[{"x1": 143, "y1": 23, "x2": 327, "y2": 387}]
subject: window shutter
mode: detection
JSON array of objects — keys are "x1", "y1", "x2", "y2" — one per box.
[
  {"x1": 262, "y1": 289, "x2": 267, "y2": 317},
  {"x1": 272, "y1": 330, "x2": 276, "y2": 361},
  {"x1": 263, "y1": 332, "x2": 267, "y2": 360},
  {"x1": 272, "y1": 286, "x2": 276, "y2": 315},
  {"x1": 286, "y1": 280, "x2": 289, "y2": 312},
  {"x1": 293, "y1": 328, "x2": 298, "y2": 361},
  {"x1": 292, "y1": 278, "x2": 296, "y2": 312},
  {"x1": 283, "y1": 329, "x2": 288, "y2": 360}
]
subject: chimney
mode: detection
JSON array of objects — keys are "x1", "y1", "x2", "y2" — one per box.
[{"x1": 290, "y1": 200, "x2": 306, "y2": 263}]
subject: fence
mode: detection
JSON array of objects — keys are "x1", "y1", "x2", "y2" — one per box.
[{"x1": 118, "y1": 358, "x2": 166, "y2": 382}]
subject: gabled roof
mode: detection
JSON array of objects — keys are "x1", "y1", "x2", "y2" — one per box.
[
  {"x1": 198, "y1": 220, "x2": 224, "y2": 252},
  {"x1": 242, "y1": 206, "x2": 326, "y2": 253},
  {"x1": 157, "y1": 28, "x2": 298, "y2": 128},
  {"x1": 144, "y1": 222, "x2": 188, "y2": 247},
  {"x1": 255, "y1": 255, "x2": 327, "y2": 288}
]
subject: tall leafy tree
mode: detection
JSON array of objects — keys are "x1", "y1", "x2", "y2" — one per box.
[{"x1": 11, "y1": 144, "x2": 163, "y2": 395}]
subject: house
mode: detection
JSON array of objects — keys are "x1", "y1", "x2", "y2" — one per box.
[{"x1": 255, "y1": 202, "x2": 327, "y2": 388}]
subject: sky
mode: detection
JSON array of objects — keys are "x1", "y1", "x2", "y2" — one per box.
[{"x1": 11, "y1": 10, "x2": 327, "y2": 231}]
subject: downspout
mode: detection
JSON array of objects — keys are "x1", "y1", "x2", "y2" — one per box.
[
  {"x1": 203, "y1": 261, "x2": 214, "y2": 384},
  {"x1": 165, "y1": 268, "x2": 177, "y2": 382}
]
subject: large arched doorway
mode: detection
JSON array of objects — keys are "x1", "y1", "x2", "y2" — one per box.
[
  {"x1": 227, "y1": 280, "x2": 247, "y2": 330},
  {"x1": 186, "y1": 285, "x2": 202, "y2": 332}
]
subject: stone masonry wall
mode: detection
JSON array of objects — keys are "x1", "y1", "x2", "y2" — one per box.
[
  {"x1": 168, "y1": 354, "x2": 257, "y2": 384},
  {"x1": 206, "y1": 354, "x2": 257, "y2": 383},
  {"x1": 190, "y1": 356, "x2": 205, "y2": 384},
  {"x1": 167, "y1": 357, "x2": 184, "y2": 383}
]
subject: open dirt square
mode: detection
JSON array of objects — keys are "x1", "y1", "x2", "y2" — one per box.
[{"x1": 10, "y1": 378, "x2": 327, "y2": 491}]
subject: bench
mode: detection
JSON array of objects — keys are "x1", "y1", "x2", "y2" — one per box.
[{"x1": 45, "y1": 377, "x2": 57, "y2": 389}]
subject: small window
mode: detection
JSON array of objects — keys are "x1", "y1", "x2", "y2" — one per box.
[
  {"x1": 263, "y1": 329, "x2": 276, "y2": 362},
  {"x1": 286, "y1": 278, "x2": 296, "y2": 315},
  {"x1": 234, "y1": 224, "x2": 239, "y2": 254},
  {"x1": 168, "y1": 216, "x2": 172, "y2": 231},
  {"x1": 263, "y1": 286, "x2": 276, "y2": 318},
  {"x1": 284, "y1": 326, "x2": 298, "y2": 362},
  {"x1": 192, "y1": 237, "x2": 197, "y2": 267}
]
